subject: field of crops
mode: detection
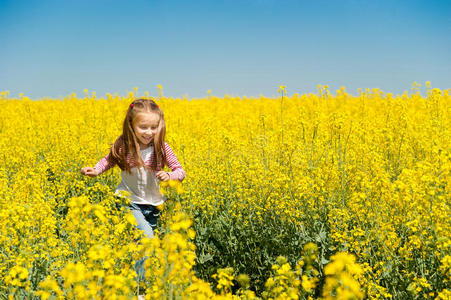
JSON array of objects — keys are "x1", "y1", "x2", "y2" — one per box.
[{"x1": 0, "y1": 85, "x2": 449, "y2": 299}]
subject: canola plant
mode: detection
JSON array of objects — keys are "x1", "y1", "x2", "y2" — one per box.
[{"x1": 0, "y1": 85, "x2": 449, "y2": 299}]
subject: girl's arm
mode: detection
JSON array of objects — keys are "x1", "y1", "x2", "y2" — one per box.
[
  {"x1": 81, "y1": 167, "x2": 99, "y2": 177},
  {"x1": 93, "y1": 153, "x2": 116, "y2": 175},
  {"x1": 164, "y1": 143, "x2": 186, "y2": 181},
  {"x1": 82, "y1": 137, "x2": 121, "y2": 177}
]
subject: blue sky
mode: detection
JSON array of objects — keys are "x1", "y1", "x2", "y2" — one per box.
[{"x1": 0, "y1": 0, "x2": 450, "y2": 98}]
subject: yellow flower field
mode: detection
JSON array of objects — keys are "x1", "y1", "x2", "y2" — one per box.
[{"x1": 0, "y1": 85, "x2": 449, "y2": 299}]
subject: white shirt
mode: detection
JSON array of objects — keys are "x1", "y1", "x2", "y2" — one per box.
[{"x1": 115, "y1": 145, "x2": 164, "y2": 206}]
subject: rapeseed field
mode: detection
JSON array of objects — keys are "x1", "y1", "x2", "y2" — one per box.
[{"x1": 0, "y1": 85, "x2": 449, "y2": 299}]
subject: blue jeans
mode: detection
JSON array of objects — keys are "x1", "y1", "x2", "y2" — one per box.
[
  {"x1": 128, "y1": 203, "x2": 160, "y2": 239},
  {"x1": 125, "y1": 203, "x2": 160, "y2": 282}
]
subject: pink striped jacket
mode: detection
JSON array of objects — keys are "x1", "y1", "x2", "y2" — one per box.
[{"x1": 93, "y1": 142, "x2": 186, "y2": 181}]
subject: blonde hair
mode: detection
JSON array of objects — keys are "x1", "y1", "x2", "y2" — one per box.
[{"x1": 108, "y1": 98, "x2": 167, "y2": 173}]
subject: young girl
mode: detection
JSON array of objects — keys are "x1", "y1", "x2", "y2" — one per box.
[{"x1": 81, "y1": 98, "x2": 186, "y2": 238}]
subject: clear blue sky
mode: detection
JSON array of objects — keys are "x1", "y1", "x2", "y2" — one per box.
[{"x1": 1, "y1": 0, "x2": 450, "y2": 98}]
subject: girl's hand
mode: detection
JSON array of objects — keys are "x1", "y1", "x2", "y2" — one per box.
[
  {"x1": 155, "y1": 171, "x2": 170, "y2": 182},
  {"x1": 81, "y1": 167, "x2": 99, "y2": 177}
]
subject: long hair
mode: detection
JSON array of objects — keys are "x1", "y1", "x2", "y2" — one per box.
[{"x1": 108, "y1": 98, "x2": 167, "y2": 173}]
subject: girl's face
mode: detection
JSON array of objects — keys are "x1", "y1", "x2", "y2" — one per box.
[{"x1": 132, "y1": 112, "x2": 160, "y2": 148}]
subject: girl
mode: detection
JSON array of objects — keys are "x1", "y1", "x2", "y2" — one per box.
[{"x1": 81, "y1": 98, "x2": 186, "y2": 238}]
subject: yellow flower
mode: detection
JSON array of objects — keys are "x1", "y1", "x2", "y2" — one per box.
[{"x1": 1, "y1": 84, "x2": 449, "y2": 298}]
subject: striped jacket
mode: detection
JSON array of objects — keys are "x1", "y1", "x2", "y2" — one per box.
[{"x1": 93, "y1": 142, "x2": 186, "y2": 181}]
